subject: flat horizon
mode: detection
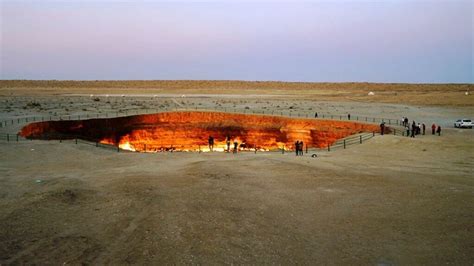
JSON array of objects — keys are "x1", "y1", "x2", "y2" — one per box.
[{"x1": 1, "y1": 1, "x2": 472, "y2": 83}]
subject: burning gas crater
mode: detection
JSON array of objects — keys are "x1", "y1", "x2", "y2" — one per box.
[{"x1": 20, "y1": 111, "x2": 382, "y2": 152}]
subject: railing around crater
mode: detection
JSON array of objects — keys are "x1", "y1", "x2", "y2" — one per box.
[
  {"x1": 0, "y1": 131, "x2": 385, "y2": 155},
  {"x1": 0, "y1": 106, "x2": 404, "y2": 130}
]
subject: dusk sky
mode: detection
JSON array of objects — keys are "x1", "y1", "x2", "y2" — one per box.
[{"x1": 1, "y1": 0, "x2": 472, "y2": 83}]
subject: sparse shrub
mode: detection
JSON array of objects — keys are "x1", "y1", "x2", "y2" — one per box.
[
  {"x1": 93, "y1": 98, "x2": 100, "y2": 102},
  {"x1": 24, "y1": 101, "x2": 41, "y2": 109}
]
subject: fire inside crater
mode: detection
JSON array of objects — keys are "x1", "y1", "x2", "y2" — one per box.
[{"x1": 20, "y1": 111, "x2": 382, "y2": 152}]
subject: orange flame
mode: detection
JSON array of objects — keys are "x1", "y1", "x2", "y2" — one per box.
[{"x1": 20, "y1": 111, "x2": 384, "y2": 152}]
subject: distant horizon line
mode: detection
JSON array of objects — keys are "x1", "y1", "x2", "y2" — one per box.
[{"x1": 1, "y1": 79, "x2": 472, "y2": 85}]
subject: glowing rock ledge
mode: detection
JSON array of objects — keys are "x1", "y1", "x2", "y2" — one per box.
[{"x1": 20, "y1": 111, "x2": 383, "y2": 152}]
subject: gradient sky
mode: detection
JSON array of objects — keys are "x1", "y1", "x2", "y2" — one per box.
[{"x1": 1, "y1": 0, "x2": 472, "y2": 83}]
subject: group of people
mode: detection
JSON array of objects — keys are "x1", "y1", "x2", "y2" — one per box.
[
  {"x1": 208, "y1": 135, "x2": 240, "y2": 153},
  {"x1": 401, "y1": 117, "x2": 441, "y2": 138},
  {"x1": 294, "y1": 140, "x2": 305, "y2": 156}
]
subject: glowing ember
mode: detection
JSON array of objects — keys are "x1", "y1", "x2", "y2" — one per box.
[{"x1": 19, "y1": 111, "x2": 384, "y2": 152}]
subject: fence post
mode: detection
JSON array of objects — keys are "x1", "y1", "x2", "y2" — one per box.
[
  {"x1": 327, "y1": 144, "x2": 330, "y2": 152},
  {"x1": 17, "y1": 118, "x2": 20, "y2": 123},
  {"x1": 7, "y1": 134, "x2": 9, "y2": 142},
  {"x1": 144, "y1": 144, "x2": 147, "y2": 152},
  {"x1": 75, "y1": 138, "x2": 78, "y2": 144},
  {"x1": 305, "y1": 144, "x2": 308, "y2": 154},
  {"x1": 343, "y1": 139, "x2": 346, "y2": 149},
  {"x1": 373, "y1": 131, "x2": 375, "y2": 137},
  {"x1": 282, "y1": 145, "x2": 285, "y2": 154},
  {"x1": 254, "y1": 144, "x2": 257, "y2": 154},
  {"x1": 96, "y1": 141, "x2": 98, "y2": 147},
  {"x1": 388, "y1": 119, "x2": 391, "y2": 125},
  {"x1": 360, "y1": 135, "x2": 362, "y2": 144},
  {"x1": 117, "y1": 145, "x2": 120, "y2": 152},
  {"x1": 394, "y1": 129, "x2": 396, "y2": 135}
]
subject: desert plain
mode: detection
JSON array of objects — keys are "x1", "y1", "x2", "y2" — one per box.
[{"x1": 0, "y1": 81, "x2": 473, "y2": 264}]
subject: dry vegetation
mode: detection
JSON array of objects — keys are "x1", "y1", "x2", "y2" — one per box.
[{"x1": 1, "y1": 80, "x2": 472, "y2": 106}]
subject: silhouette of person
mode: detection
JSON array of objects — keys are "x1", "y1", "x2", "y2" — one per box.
[
  {"x1": 226, "y1": 136, "x2": 231, "y2": 152},
  {"x1": 295, "y1": 141, "x2": 300, "y2": 156},
  {"x1": 436, "y1": 125, "x2": 441, "y2": 136},
  {"x1": 208, "y1": 136, "x2": 214, "y2": 152},
  {"x1": 233, "y1": 140, "x2": 238, "y2": 153}
]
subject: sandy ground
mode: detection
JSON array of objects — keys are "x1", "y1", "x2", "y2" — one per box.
[{"x1": 0, "y1": 84, "x2": 473, "y2": 264}]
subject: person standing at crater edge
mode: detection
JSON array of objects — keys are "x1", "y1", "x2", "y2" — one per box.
[
  {"x1": 432, "y1": 123, "x2": 436, "y2": 135},
  {"x1": 411, "y1": 121, "x2": 416, "y2": 138},
  {"x1": 226, "y1": 136, "x2": 231, "y2": 152},
  {"x1": 208, "y1": 135, "x2": 214, "y2": 152},
  {"x1": 233, "y1": 140, "x2": 238, "y2": 154}
]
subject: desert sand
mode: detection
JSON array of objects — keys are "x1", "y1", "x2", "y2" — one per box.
[{"x1": 0, "y1": 81, "x2": 473, "y2": 264}]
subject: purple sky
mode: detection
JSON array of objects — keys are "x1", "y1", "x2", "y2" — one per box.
[{"x1": 1, "y1": 0, "x2": 472, "y2": 83}]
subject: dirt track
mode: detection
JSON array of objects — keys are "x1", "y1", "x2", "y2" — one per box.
[{"x1": 0, "y1": 85, "x2": 473, "y2": 264}]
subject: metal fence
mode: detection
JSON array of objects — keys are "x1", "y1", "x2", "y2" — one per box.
[
  {"x1": 0, "y1": 130, "x2": 382, "y2": 155},
  {"x1": 1, "y1": 106, "x2": 404, "y2": 154},
  {"x1": 0, "y1": 106, "x2": 404, "y2": 129}
]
